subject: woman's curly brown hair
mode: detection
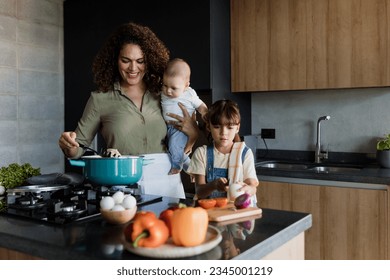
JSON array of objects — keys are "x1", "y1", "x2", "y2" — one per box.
[{"x1": 92, "y1": 22, "x2": 170, "y2": 94}]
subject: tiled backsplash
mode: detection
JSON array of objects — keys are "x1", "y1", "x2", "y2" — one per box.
[
  {"x1": 252, "y1": 88, "x2": 390, "y2": 154},
  {"x1": 256, "y1": 149, "x2": 377, "y2": 166},
  {"x1": 0, "y1": 0, "x2": 65, "y2": 173}
]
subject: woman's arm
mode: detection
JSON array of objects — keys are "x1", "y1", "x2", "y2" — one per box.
[
  {"x1": 59, "y1": 94, "x2": 102, "y2": 159},
  {"x1": 166, "y1": 102, "x2": 199, "y2": 154}
]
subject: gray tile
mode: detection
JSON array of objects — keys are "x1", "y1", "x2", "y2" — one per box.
[
  {"x1": 0, "y1": 120, "x2": 17, "y2": 145},
  {"x1": 0, "y1": 146, "x2": 18, "y2": 167},
  {"x1": 18, "y1": 20, "x2": 59, "y2": 48},
  {"x1": 19, "y1": 120, "x2": 61, "y2": 144},
  {"x1": 17, "y1": 0, "x2": 60, "y2": 25},
  {"x1": 0, "y1": 15, "x2": 16, "y2": 41},
  {"x1": 19, "y1": 143, "x2": 61, "y2": 169},
  {"x1": 0, "y1": 0, "x2": 17, "y2": 17},
  {"x1": 18, "y1": 44, "x2": 59, "y2": 72},
  {"x1": 19, "y1": 95, "x2": 62, "y2": 120},
  {"x1": 0, "y1": 95, "x2": 17, "y2": 120},
  {"x1": 0, "y1": 68, "x2": 17, "y2": 93},
  {"x1": 0, "y1": 41, "x2": 17, "y2": 67},
  {"x1": 19, "y1": 70, "x2": 60, "y2": 95}
]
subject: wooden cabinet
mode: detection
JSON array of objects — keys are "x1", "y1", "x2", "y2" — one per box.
[
  {"x1": 231, "y1": 0, "x2": 390, "y2": 92},
  {"x1": 0, "y1": 247, "x2": 42, "y2": 260},
  {"x1": 258, "y1": 181, "x2": 388, "y2": 259},
  {"x1": 321, "y1": 185, "x2": 388, "y2": 259}
]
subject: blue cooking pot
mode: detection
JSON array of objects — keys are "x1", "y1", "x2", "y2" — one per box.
[{"x1": 69, "y1": 155, "x2": 152, "y2": 185}]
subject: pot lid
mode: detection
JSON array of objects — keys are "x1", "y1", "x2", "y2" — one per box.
[
  {"x1": 7, "y1": 184, "x2": 71, "y2": 193},
  {"x1": 81, "y1": 155, "x2": 144, "y2": 159}
]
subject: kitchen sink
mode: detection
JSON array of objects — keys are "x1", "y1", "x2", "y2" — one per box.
[
  {"x1": 256, "y1": 161, "x2": 363, "y2": 173},
  {"x1": 308, "y1": 166, "x2": 362, "y2": 173},
  {"x1": 256, "y1": 162, "x2": 308, "y2": 170}
]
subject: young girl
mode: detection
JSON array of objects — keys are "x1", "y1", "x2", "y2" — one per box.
[{"x1": 187, "y1": 99, "x2": 258, "y2": 201}]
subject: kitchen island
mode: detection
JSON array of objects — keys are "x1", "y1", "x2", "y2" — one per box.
[{"x1": 0, "y1": 196, "x2": 311, "y2": 260}]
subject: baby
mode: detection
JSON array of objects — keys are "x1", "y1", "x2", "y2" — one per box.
[{"x1": 161, "y1": 58, "x2": 208, "y2": 175}]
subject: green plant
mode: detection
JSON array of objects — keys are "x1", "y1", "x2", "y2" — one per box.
[
  {"x1": 0, "y1": 163, "x2": 40, "y2": 190},
  {"x1": 377, "y1": 134, "x2": 390, "y2": 151}
]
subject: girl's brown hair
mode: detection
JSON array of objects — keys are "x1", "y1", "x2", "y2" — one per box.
[{"x1": 205, "y1": 99, "x2": 241, "y2": 142}]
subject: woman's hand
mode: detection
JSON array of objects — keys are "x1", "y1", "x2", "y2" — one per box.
[
  {"x1": 58, "y1": 131, "x2": 79, "y2": 158},
  {"x1": 166, "y1": 102, "x2": 199, "y2": 154}
]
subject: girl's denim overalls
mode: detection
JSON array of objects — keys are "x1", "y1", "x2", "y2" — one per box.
[{"x1": 206, "y1": 145, "x2": 248, "y2": 198}]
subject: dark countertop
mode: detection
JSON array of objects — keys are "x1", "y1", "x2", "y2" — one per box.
[
  {"x1": 256, "y1": 163, "x2": 390, "y2": 185},
  {"x1": 255, "y1": 149, "x2": 390, "y2": 185},
  {"x1": 0, "y1": 196, "x2": 311, "y2": 260}
]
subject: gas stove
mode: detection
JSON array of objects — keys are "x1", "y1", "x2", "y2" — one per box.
[{"x1": 2, "y1": 183, "x2": 162, "y2": 225}]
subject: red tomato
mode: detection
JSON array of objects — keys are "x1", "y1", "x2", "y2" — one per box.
[
  {"x1": 214, "y1": 197, "x2": 228, "y2": 207},
  {"x1": 198, "y1": 199, "x2": 216, "y2": 209}
]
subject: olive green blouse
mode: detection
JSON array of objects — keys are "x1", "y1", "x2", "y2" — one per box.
[{"x1": 73, "y1": 83, "x2": 167, "y2": 158}]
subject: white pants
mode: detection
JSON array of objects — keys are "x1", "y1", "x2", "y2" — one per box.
[{"x1": 138, "y1": 153, "x2": 185, "y2": 199}]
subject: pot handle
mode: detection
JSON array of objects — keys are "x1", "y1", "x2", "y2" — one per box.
[
  {"x1": 68, "y1": 159, "x2": 86, "y2": 167},
  {"x1": 142, "y1": 159, "x2": 154, "y2": 166}
]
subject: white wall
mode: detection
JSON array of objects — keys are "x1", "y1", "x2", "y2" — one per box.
[
  {"x1": 0, "y1": 0, "x2": 64, "y2": 173},
  {"x1": 252, "y1": 87, "x2": 390, "y2": 154}
]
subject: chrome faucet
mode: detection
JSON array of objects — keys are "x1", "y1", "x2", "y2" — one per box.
[{"x1": 315, "y1": 115, "x2": 330, "y2": 163}]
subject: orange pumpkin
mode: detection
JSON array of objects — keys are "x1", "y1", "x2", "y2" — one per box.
[{"x1": 171, "y1": 207, "x2": 209, "y2": 247}]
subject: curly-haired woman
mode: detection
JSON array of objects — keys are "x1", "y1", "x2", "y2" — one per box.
[{"x1": 58, "y1": 22, "x2": 198, "y2": 198}]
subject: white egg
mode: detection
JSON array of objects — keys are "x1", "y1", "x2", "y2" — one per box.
[
  {"x1": 111, "y1": 204, "x2": 125, "y2": 211},
  {"x1": 121, "y1": 195, "x2": 137, "y2": 209},
  {"x1": 115, "y1": 244, "x2": 124, "y2": 251},
  {"x1": 112, "y1": 191, "x2": 125, "y2": 204},
  {"x1": 100, "y1": 196, "x2": 115, "y2": 210},
  {"x1": 101, "y1": 244, "x2": 115, "y2": 255}
]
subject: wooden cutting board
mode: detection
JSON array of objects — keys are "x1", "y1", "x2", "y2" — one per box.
[
  {"x1": 212, "y1": 213, "x2": 263, "y2": 227},
  {"x1": 207, "y1": 205, "x2": 262, "y2": 222}
]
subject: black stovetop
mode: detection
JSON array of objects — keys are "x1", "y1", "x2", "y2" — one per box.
[{"x1": 1, "y1": 184, "x2": 162, "y2": 225}]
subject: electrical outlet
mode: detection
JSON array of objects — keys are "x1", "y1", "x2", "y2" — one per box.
[{"x1": 261, "y1": 128, "x2": 275, "y2": 139}]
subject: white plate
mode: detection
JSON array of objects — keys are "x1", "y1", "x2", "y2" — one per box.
[{"x1": 122, "y1": 225, "x2": 222, "y2": 259}]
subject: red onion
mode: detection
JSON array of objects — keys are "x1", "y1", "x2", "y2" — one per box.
[
  {"x1": 240, "y1": 220, "x2": 253, "y2": 230},
  {"x1": 234, "y1": 193, "x2": 251, "y2": 209}
]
